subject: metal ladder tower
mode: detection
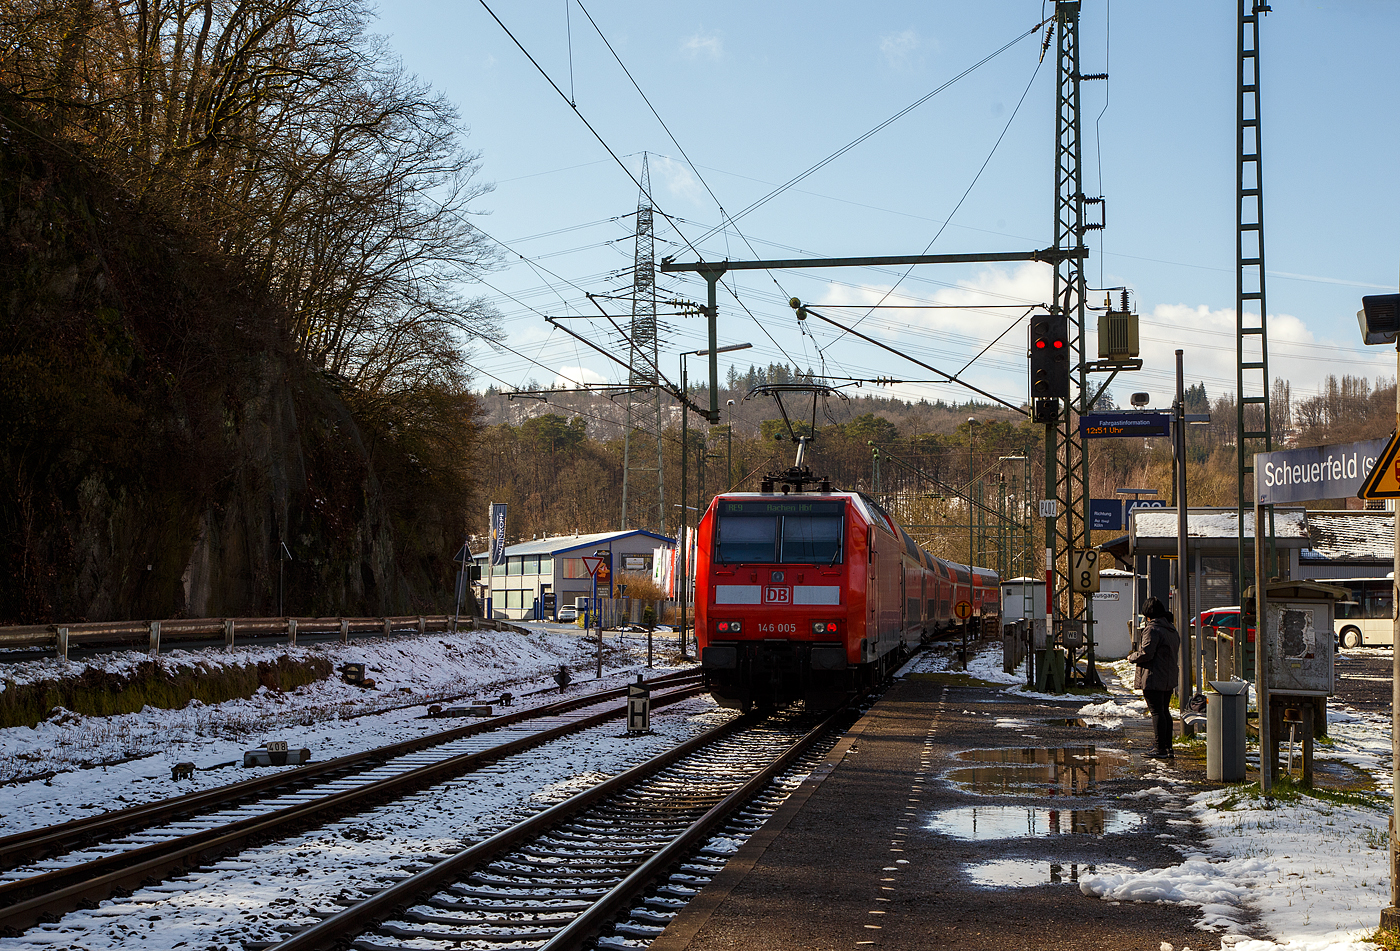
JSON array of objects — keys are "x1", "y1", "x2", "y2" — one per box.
[
  {"x1": 621, "y1": 154, "x2": 666, "y2": 532},
  {"x1": 1236, "y1": 1, "x2": 1274, "y2": 594},
  {"x1": 1045, "y1": 0, "x2": 1103, "y2": 684}
]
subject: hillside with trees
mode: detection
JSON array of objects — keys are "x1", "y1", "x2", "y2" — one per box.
[
  {"x1": 0, "y1": 1, "x2": 490, "y2": 622},
  {"x1": 474, "y1": 368, "x2": 1396, "y2": 575}
]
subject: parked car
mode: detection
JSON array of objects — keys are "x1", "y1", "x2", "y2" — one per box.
[
  {"x1": 1199, "y1": 606, "x2": 1254, "y2": 645},
  {"x1": 557, "y1": 606, "x2": 578, "y2": 622}
]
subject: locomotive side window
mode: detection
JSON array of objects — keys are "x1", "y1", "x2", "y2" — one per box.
[{"x1": 780, "y1": 514, "x2": 843, "y2": 564}]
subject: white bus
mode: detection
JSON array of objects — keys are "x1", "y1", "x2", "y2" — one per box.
[{"x1": 1329, "y1": 577, "x2": 1394, "y2": 648}]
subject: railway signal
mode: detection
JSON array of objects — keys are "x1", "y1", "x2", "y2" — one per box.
[{"x1": 1029, "y1": 314, "x2": 1070, "y2": 404}]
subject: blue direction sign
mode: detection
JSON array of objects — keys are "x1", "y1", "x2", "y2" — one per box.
[
  {"x1": 1090, "y1": 499, "x2": 1124, "y2": 531},
  {"x1": 1079, "y1": 412, "x2": 1172, "y2": 439}
]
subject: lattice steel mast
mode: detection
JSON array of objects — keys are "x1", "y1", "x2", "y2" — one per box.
[
  {"x1": 1044, "y1": 0, "x2": 1103, "y2": 684},
  {"x1": 621, "y1": 154, "x2": 666, "y2": 532},
  {"x1": 1236, "y1": 2, "x2": 1274, "y2": 593}
]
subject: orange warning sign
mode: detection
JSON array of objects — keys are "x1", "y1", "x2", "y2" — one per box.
[
  {"x1": 954, "y1": 600, "x2": 973, "y2": 620},
  {"x1": 1357, "y1": 431, "x2": 1400, "y2": 500}
]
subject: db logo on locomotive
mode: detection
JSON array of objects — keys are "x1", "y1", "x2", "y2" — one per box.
[{"x1": 763, "y1": 586, "x2": 791, "y2": 604}]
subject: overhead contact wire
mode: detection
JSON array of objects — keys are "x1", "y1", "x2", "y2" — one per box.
[{"x1": 691, "y1": 18, "x2": 1050, "y2": 246}]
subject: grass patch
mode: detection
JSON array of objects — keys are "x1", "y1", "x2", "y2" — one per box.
[
  {"x1": 1205, "y1": 773, "x2": 1389, "y2": 812},
  {"x1": 0, "y1": 654, "x2": 335, "y2": 729},
  {"x1": 1368, "y1": 930, "x2": 1400, "y2": 951}
]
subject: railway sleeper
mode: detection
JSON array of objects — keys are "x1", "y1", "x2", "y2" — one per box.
[
  {"x1": 402, "y1": 910, "x2": 576, "y2": 927},
  {"x1": 376, "y1": 920, "x2": 559, "y2": 942},
  {"x1": 475, "y1": 867, "x2": 632, "y2": 882}
]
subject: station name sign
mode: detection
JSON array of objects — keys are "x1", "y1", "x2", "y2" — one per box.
[
  {"x1": 1079, "y1": 412, "x2": 1172, "y2": 439},
  {"x1": 1256, "y1": 438, "x2": 1386, "y2": 504}
]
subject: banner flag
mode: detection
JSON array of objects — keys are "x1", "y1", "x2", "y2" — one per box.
[{"x1": 489, "y1": 503, "x2": 508, "y2": 566}]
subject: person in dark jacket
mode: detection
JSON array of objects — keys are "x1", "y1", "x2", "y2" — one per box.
[{"x1": 1127, "y1": 597, "x2": 1180, "y2": 759}]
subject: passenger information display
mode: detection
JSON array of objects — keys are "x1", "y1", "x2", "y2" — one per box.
[
  {"x1": 1078, "y1": 412, "x2": 1172, "y2": 438},
  {"x1": 718, "y1": 500, "x2": 845, "y2": 516}
]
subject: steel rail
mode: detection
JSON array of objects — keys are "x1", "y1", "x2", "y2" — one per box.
[
  {"x1": 0, "y1": 681, "x2": 704, "y2": 932},
  {"x1": 264, "y1": 705, "x2": 848, "y2": 951},
  {"x1": 0, "y1": 669, "x2": 697, "y2": 870},
  {"x1": 539, "y1": 703, "x2": 848, "y2": 951},
  {"x1": 263, "y1": 713, "x2": 755, "y2": 950}
]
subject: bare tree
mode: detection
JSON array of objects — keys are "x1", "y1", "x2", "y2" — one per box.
[{"x1": 0, "y1": 0, "x2": 499, "y2": 395}]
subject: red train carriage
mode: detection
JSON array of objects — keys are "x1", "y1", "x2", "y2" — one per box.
[{"x1": 695, "y1": 487, "x2": 999, "y2": 710}]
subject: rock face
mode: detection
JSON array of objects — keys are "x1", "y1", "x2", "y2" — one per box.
[{"x1": 0, "y1": 110, "x2": 474, "y2": 623}]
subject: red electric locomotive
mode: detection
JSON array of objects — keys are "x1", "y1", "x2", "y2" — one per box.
[{"x1": 695, "y1": 472, "x2": 1000, "y2": 711}]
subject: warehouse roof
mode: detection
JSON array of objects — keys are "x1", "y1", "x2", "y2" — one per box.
[
  {"x1": 1128, "y1": 507, "x2": 1310, "y2": 555},
  {"x1": 1301, "y1": 511, "x2": 1394, "y2": 563},
  {"x1": 473, "y1": 529, "x2": 673, "y2": 561}
]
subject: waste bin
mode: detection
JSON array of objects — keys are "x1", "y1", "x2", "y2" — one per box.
[{"x1": 1206, "y1": 680, "x2": 1249, "y2": 781}]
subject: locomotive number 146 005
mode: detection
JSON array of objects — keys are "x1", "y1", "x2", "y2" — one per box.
[{"x1": 757, "y1": 622, "x2": 797, "y2": 634}]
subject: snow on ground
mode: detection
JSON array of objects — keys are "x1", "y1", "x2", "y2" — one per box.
[
  {"x1": 0, "y1": 622, "x2": 687, "y2": 832},
  {"x1": 1077, "y1": 657, "x2": 1392, "y2": 951},
  {"x1": 912, "y1": 643, "x2": 1395, "y2": 950},
  {"x1": 2, "y1": 631, "x2": 1396, "y2": 950}
]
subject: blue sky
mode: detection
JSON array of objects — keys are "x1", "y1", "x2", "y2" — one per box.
[{"x1": 373, "y1": 0, "x2": 1399, "y2": 417}]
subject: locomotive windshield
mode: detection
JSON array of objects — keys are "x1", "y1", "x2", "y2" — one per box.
[{"x1": 714, "y1": 500, "x2": 845, "y2": 564}]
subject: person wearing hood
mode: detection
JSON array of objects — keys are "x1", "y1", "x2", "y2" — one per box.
[{"x1": 1127, "y1": 596, "x2": 1180, "y2": 760}]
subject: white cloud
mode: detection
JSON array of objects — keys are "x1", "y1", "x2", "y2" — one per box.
[
  {"x1": 553, "y1": 366, "x2": 608, "y2": 390},
  {"x1": 1137, "y1": 303, "x2": 1392, "y2": 404},
  {"x1": 652, "y1": 155, "x2": 705, "y2": 205},
  {"x1": 680, "y1": 31, "x2": 722, "y2": 60},
  {"x1": 879, "y1": 28, "x2": 924, "y2": 70},
  {"x1": 799, "y1": 263, "x2": 1390, "y2": 409}
]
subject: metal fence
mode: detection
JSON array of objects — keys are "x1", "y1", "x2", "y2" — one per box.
[{"x1": 0, "y1": 614, "x2": 523, "y2": 662}]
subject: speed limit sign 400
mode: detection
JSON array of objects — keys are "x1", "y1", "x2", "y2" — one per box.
[{"x1": 1071, "y1": 549, "x2": 1101, "y2": 594}]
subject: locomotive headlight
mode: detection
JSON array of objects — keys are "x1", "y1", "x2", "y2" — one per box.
[
  {"x1": 717, "y1": 620, "x2": 742, "y2": 634},
  {"x1": 812, "y1": 620, "x2": 838, "y2": 635}
]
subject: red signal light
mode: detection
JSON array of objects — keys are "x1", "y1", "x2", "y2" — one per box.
[{"x1": 1053, "y1": 339, "x2": 1064, "y2": 349}]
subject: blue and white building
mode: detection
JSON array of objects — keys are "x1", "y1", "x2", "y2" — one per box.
[{"x1": 473, "y1": 530, "x2": 675, "y2": 621}]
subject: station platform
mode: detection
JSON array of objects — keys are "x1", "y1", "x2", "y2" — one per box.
[{"x1": 652, "y1": 652, "x2": 1232, "y2": 951}]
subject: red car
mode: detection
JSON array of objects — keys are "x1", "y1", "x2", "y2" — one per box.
[{"x1": 1197, "y1": 606, "x2": 1254, "y2": 645}]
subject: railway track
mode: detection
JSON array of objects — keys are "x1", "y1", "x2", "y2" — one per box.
[
  {"x1": 260, "y1": 703, "x2": 852, "y2": 951},
  {"x1": 0, "y1": 670, "x2": 703, "y2": 933}
]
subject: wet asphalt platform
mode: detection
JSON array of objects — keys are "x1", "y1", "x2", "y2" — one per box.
[{"x1": 653, "y1": 658, "x2": 1237, "y2": 951}]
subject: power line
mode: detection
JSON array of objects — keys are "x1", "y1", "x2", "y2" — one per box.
[{"x1": 689, "y1": 18, "x2": 1050, "y2": 246}]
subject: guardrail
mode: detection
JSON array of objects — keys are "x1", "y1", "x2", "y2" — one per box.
[{"x1": 0, "y1": 615, "x2": 519, "y2": 662}]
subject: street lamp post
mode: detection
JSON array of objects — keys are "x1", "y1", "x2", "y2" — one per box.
[
  {"x1": 964, "y1": 417, "x2": 976, "y2": 667},
  {"x1": 1356, "y1": 287, "x2": 1400, "y2": 930},
  {"x1": 726, "y1": 399, "x2": 735, "y2": 491},
  {"x1": 593, "y1": 548, "x2": 610, "y2": 678}
]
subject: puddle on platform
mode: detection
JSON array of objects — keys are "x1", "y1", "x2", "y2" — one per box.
[
  {"x1": 947, "y1": 747, "x2": 1127, "y2": 796},
  {"x1": 965, "y1": 859, "x2": 1139, "y2": 888},
  {"x1": 927, "y1": 804, "x2": 1143, "y2": 839}
]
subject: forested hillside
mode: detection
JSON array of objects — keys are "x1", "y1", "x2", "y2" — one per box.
[
  {"x1": 0, "y1": 2, "x2": 490, "y2": 622},
  {"x1": 474, "y1": 368, "x2": 1397, "y2": 570}
]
